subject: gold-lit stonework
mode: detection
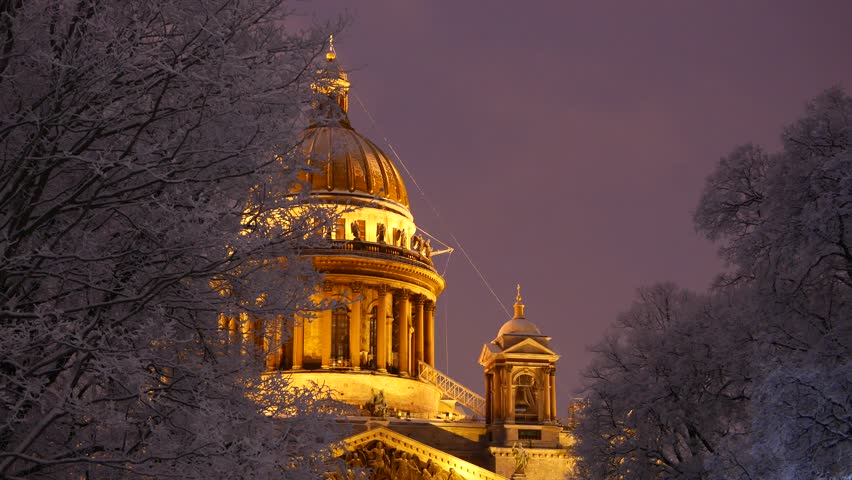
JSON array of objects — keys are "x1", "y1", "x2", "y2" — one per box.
[
  {"x1": 232, "y1": 38, "x2": 447, "y2": 417},
  {"x1": 337, "y1": 428, "x2": 506, "y2": 480},
  {"x1": 225, "y1": 40, "x2": 578, "y2": 480}
]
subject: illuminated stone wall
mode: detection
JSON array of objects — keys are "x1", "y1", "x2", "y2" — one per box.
[
  {"x1": 284, "y1": 371, "x2": 444, "y2": 415},
  {"x1": 303, "y1": 315, "x2": 322, "y2": 362},
  {"x1": 490, "y1": 446, "x2": 576, "y2": 480}
]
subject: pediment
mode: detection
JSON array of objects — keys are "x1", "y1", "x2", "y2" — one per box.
[
  {"x1": 501, "y1": 337, "x2": 559, "y2": 358},
  {"x1": 478, "y1": 343, "x2": 499, "y2": 366},
  {"x1": 341, "y1": 427, "x2": 508, "y2": 480}
]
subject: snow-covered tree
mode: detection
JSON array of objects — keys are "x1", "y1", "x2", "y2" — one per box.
[
  {"x1": 0, "y1": 1, "x2": 347, "y2": 478},
  {"x1": 575, "y1": 284, "x2": 754, "y2": 480},
  {"x1": 576, "y1": 88, "x2": 851, "y2": 479},
  {"x1": 695, "y1": 87, "x2": 851, "y2": 479}
]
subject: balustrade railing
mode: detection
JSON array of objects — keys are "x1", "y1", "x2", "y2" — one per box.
[
  {"x1": 301, "y1": 240, "x2": 434, "y2": 268},
  {"x1": 418, "y1": 361, "x2": 485, "y2": 418}
]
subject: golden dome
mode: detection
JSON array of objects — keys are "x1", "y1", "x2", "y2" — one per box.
[
  {"x1": 300, "y1": 40, "x2": 409, "y2": 208},
  {"x1": 496, "y1": 317, "x2": 542, "y2": 338},
  {"x1": 300, "y1": 124, "x2": 409, "y2": 207}
]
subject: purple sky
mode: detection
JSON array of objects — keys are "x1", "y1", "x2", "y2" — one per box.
[{"x1": 296, "y1": 1, "x2": 852, "y2": 409}]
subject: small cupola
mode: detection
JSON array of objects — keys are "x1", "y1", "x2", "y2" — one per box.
[{"x1": 493, "y1": 285, "x2": 548, "y2": 349}]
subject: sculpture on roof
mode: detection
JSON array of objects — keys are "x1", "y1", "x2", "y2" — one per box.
[
  {"x1": 376, "y1": 223, "x2": 386, "y2": 244},
  {"x1": 511, "y1": 442, "x2": 529, "y2": 475},
  {"x1": 364, "y1": 388, "x2": 387, "y2": 417},
  {"x1": 342, "y1": 441, "x2": 461, "y2": 480}
]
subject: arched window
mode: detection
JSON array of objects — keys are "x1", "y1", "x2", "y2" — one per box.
[
  {"x1": 331, "y1": 306, "x2": 350, "y2": 366},
  {"x1": 514, "y1": 373, "x2": 537, "y2": 423}
]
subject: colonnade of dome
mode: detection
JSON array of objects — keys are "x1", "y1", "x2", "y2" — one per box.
[{"x1": 276, "y1": 280, "x2": 438, "y2": 376}]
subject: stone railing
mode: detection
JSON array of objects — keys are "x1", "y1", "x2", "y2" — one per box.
[
  {"x1": 418, "y1": 361, "x2": 485, "y2": 418},
  {"x1": 302, "y1": 240, "x2": 434, "y2": 268}
]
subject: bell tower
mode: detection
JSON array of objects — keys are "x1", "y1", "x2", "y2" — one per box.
[{"x1": 480, "y1": 286, "x2": 565, "y2": 479}]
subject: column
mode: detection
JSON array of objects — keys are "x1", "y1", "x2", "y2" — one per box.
[
  {"x1": 217, "y1": 313, "x2": 228, "y2": 335},
  {"x1": 320, "y1": 308, "x2": 332, "y2": 369},
  {"x1": 549, "y1": 368, "x2": 557, "y2": 421},
  {"x1": 218, "y1": 314, "x2": 233, "y2": 348},
  {"x1": 292, "y1": 317, "x2": 304, "y2": 369},
  {"x1": 321, "y1": 281, "x2": 333, "y2": 369},
  {"x1": 509, "y1": 383, "x2": 516, "y2": 423},
  {"x1": 425, "y1": 302, "x2": 435, "y2": 367},
  {"x1": 265, "y1": 316, "x2": 282, "y2": 370},
  {"x1": 349, "y1": 282, "x2": 362, "y2": 369},
  {"x1": 413, "y1": 295, "x2": 424, "y2": 374},
  {"x1": 485, "y1": 373, "x2": 493, "y2": 424},
  {"x1": 491, "y1": 365, "x2": 503, "y2": 423},
  {"x1": 542, "y1": 370, "x2": 550, "y2": 423},
  {"x1": 386, "y1": 316, "x2": 394, "y2": 369},
  {"x1": 502, "y1": 367, "x2": 510, "y2": 422},
  {"x1": 409, "y1": 321, "x2": 415, "y2": 374},
  {"x1": 229, "y1": 316, "x2": 239, "y2": 349},
  {"x1": 376, "y1": 284, "x2": 388, "y2": 372},
  {"x1": 397, "y1": 289, "x2": 411, "y2": 376},
  {"x1": 238, "y1": 312, "x2": 250, "y2": 347}
]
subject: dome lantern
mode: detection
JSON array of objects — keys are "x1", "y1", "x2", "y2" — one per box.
[
  {"x1": 311, "y1": 35, "x2": 351, "y2": 124},
  {"x1": 513, "y1": 283, "x2": 525, "y2": 319}
]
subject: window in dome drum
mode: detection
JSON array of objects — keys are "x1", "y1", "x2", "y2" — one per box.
[
  {"x1": 392, "y1": 228, "x2": 400, "y2": 246},
  {"x1": 334, "y1": 219, "x2": 346, "y2": 240},
  {"x1": 331, "y1": 306, "x2": 350, "y2": 366},
  {"x1": 356, "y1": 220, "x2": 366, "y2": 241},
  {"x1": 367, "y1": 306, "x2": 378, "y2": 370}
]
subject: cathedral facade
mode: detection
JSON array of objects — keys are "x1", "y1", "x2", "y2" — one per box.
[{"x1": 232, "y1": 41, "x2": 577, "y2": 480}]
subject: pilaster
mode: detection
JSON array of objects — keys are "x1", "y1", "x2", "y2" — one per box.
[
  {"x1": 292, "y1": 316, "x2": 304, "y2": 369},
  {"x1": 549, "y1": 369, "x2": 557, "y2": 421},
  {"x1": 321, "y1": 281, "x2": 334, "y2": 369},
  {"x1": 265, "y1": 316, "x2": 282, "y2": 370}
]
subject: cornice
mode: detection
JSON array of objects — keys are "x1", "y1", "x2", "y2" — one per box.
[{"x1": 311, "y1": 254, "x2": 445, "y2": 295}]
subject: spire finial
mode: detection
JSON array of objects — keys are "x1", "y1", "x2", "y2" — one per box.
[
  {"x1": 311, "y1": 34, "x2": 350, "y2": 118},
  {"x1": 326, "y1": 34, "x2": 336, "y2": 61},
  {"x1": 513, "y1": 284, "x2": 525, "y2": 319}
]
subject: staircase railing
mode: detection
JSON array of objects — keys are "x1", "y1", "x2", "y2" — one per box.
[{"x1": 418, "y1": 361, "x2": 485, "y2": 417}]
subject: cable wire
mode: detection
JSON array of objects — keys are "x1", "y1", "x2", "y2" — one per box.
[{"x1": 353, "y1": 94, "x2": 511, "y2": 318}]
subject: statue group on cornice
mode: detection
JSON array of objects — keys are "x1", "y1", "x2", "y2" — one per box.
[
  {"x1": 364, "y1": 389, "x2": 387, "y2": 418},
  {"x1": 334, "y1": 441, "x2": 464, "y2": 480},
  {"x1": 346, "y1": 221, "x2": 433, "y2": 259}
]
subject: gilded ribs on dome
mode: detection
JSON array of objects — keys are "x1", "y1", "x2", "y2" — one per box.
[{"x1": 300, "y1": 125, "x2": 409, "y2": 207}]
